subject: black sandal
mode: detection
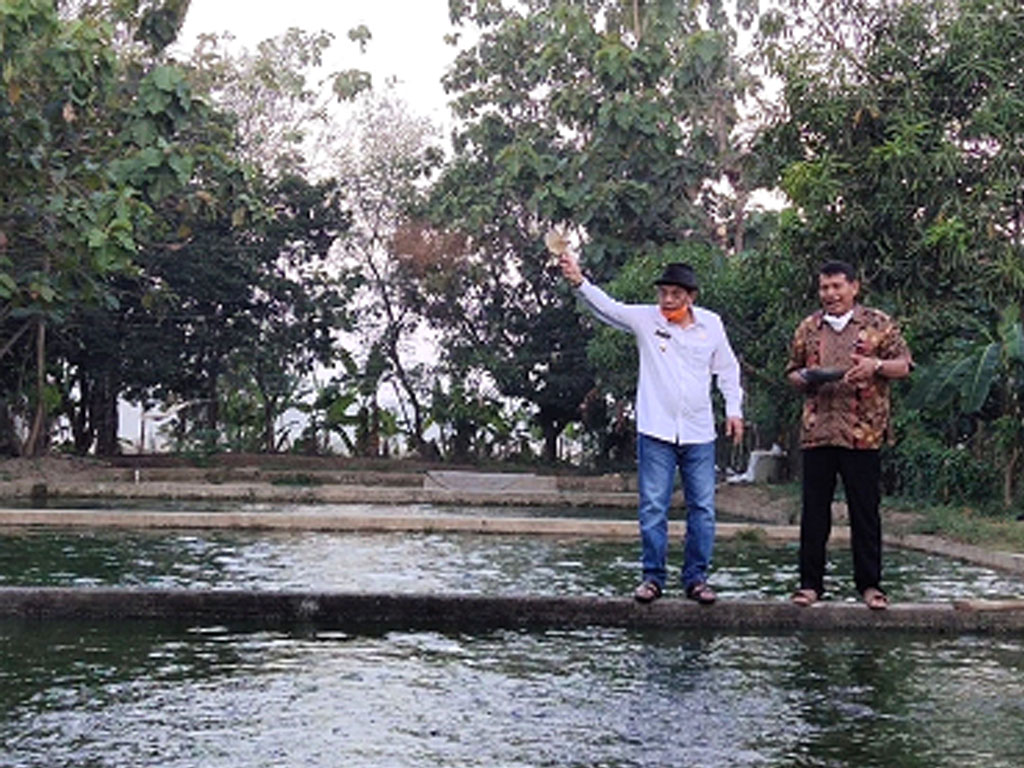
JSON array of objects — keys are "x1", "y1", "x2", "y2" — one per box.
[
  {"x1": 634, "y1": 581, "x2": 663, "y2": 603},
  {"x1": 686, "y1": 582, "x2": 717, "y2": 605}
]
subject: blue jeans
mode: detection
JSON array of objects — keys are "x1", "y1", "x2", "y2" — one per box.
[{"x1": 636, "y1": 434, "x2": 717, "y2": 591}]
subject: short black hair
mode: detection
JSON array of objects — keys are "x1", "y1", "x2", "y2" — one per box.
[{"x1": 819, "y1": 260, "x2": 857, "y2": 282}]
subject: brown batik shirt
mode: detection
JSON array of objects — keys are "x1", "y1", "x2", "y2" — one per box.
[{"x1": 785, "y1": 305, "x2": 912, "y2": 450}]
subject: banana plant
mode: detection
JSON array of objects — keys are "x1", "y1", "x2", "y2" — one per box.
[{"x1": 909, "y1": 305, "x2": 1024, "y2": 507}]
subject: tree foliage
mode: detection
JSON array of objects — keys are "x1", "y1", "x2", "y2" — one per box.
[
  {"x1": 0, "y1": 0, "x2": 203, "y2": 453},
  {"x1": 2, "y1": 0, "x2": 1022, "y2": 513},
  {"x1": 757, "y1": 0, "x2": 1024, "y2": 506},
  {"x1": 421, "y1": 0, "x2": 757, "y2": 461},
  {"x1": 330, "y1": 88, "x2": 444, "y2": 456}
]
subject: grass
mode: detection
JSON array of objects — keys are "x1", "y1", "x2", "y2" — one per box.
[
  {"x1": 905, "y1": 503, "x2": 1024, "y2": 551},
  {"x1": 772, "y1": 480, "x2": 1024, "y2": 553}
]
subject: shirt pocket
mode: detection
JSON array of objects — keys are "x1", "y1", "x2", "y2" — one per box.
[{"x1": 676, "y1": 331, "x2": 716, "y2": 370}]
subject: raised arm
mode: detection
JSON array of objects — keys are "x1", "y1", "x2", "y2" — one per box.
[{"x1": 556, "y1": 247, "x2": 639, "y2": 333}]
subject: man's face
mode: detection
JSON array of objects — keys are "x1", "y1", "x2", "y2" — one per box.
[
  {"x1": 656, "y1": 284, "x2": 694, "y2": 311},
  {"x1": 818, "y1": 272, "x2": 858, "y2": 315}
]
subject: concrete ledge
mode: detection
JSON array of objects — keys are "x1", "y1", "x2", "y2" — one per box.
[
  {"x1": 0, "y1": 508, "x2": 814, "y2": 541},
  {"x1": 892, "y1": 533, "x2": 1024, "y2": 574},
  {"x1": 423, "y1": 470, "x2": 558, "y2": 492},
  {"x1": 1, "y1": 587, "x2": 1023, "y2": 634}
]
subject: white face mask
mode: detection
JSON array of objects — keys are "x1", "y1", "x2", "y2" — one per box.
[{"x1": 823, "y1": 309, "x2": 853, "y2": 332}]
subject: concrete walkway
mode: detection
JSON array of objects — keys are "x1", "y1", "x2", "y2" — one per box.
[{"x1": 2, "y1": 586, "x2": 1023, "y2": 634}]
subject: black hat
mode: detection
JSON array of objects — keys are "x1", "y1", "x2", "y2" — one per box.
[{"x1": 653, "y1": 262, "x2": 698, "y2": 290}]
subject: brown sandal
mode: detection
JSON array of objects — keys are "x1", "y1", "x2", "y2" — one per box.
[
  {"x1": 791, "y1": 588, "x2": 819, "y2": 607},
  {"x1": 863, "y1": 587, "x2": 889, "y2": 611},
  {"x1": 686, "y1": 582, "x2": 717, "y2": 605},
  {"x1": 634, "y1": 581, "x2": 663, "y2": 603}
]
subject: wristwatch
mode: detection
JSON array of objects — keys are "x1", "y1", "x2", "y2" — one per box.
[{"x1": 874, "y1": 358, "x2": 883, "y2": 375}]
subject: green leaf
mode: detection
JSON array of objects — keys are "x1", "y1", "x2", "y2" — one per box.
[
  {"x1": 167, "y1": 152, "x2": 194, "y2": 184},
  {"x1": 999, "y1": 306, "x2": 1024, "y2": 364},
  {"x1": 908, "y1": 355, "x2": 973, "y2": 411},
  {"x1": 150, "y1": 65, "x2": 178, "y2": 92},
  {"x1": 1004, "y1": 321, "x2": 1024, "y2": 366},
  {"x1": 87, "y1": 228, "x2": 107, "y2": 249},
  {"x1": 28, "y1": 280, "x2": 57, "y2": 304},
  {"x1": 331, "y1": 69, "x2": 372, "y2": 101},
  {"x1": 960, "y1": 342, "x2": 1000, "y2": 413},
  {"x1": 0, "y1": 271, "x2": 16, "y2": 299}
]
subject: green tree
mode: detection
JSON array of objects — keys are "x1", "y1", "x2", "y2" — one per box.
[
  {"x1": 62, "y1": 26, "x2": 369, "y2": 456},
  {"x1": 329, "y1": 88, "x2": 444, "y2": 457},
  {"x1": 756, "y1": 0, "x2": 1024, "y2": 347},
  {"x1": 118, "y1": 171, "x2": 350, "y2": 455},
  {"x1": 908, "y1": 306, "x2": 1024, "y2": 507},
  {"x1": 182, "y1": 26, "x2": 373, "y2": 177},
  {"x1": 754, "y1": 0, "x2": 1024, "y2": 503},
  {"x1": 0, "y1": 0, "x2": 202, "y2": 454},
  {"x1": 420, "y1": 0, "x2": 757, "y2": 461}
]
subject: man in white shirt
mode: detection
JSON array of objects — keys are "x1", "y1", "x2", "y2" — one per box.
[{"x1": 559, "y1": 251, "x2": 744, "y2": 603}]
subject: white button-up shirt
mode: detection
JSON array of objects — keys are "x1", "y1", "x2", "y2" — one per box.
[{"x1": 576, "y1": 280, "x2": 743, "y2": 444}]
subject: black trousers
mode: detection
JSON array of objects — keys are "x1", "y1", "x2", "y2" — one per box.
[{"x1": 799, "y1": 447, "x2": 882, "y2": 596}]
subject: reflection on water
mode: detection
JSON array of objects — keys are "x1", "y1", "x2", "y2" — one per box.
[
  {"x1": 0, "y1": 621, "x2": 1022, "y2": 768},
  {"x1": 0, "y1": 528, "x2": 1019, "y2": 765},
  {"x1": 1, "y1": 528, "x2": 1022, "y2": 603},
  {"x1": 1, "y1": 523, "x2": 1023, "y2": 766}
]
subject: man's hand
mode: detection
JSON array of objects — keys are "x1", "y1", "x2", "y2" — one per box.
[
  {"x1": 546, "y1": 227, "x2": 583, "y2": 287},
  {"x1": 787, "y1": 369, "x2": 810, "y2": 392},
  {"x1": 844, "y1": 353, "x2": 880, "y2": 385},
  {"x1": 725, "y1": 416, "x2": 744, "y2": 446},
  {"x1": 559, "y1": 250, "x2": 583, "y2": 288}
]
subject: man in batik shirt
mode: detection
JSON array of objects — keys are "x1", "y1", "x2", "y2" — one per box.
[{"x1": 785, "y1": 261, "x2": 912, "y2": 610}]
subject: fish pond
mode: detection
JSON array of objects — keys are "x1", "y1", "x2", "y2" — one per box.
[{"x1": 1, "y1": 519, "x2": 1023, "y2": 767}]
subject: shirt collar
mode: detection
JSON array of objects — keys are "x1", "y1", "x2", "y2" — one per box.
[
  {"x1": 815, "y1": 304, "x2": 865, "y2": 330},
  {"x1": 822, "y1": 309, "x2": 854, "y2": 332}
]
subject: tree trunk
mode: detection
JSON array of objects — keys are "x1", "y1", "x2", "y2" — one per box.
[
  {"x1": 733, "y1": 183, "x2": 748, "y2": 255},
  {"x1": 451, "y1": 418, "x2": 473, "y2": 463},
  {"x1": 93, "y1": 372, "x2": 120, "y2": 456},
  {"x1": 542, "y1": 418, "x2": 559, "y2": 464},
  {"x1": 0, "y1": 399, "x2": 19, "y2": 457},
  {"x1": 204, "y1": 372, "x2": 220, "y2": 450},
  {"x1": 1005, "y1": 443, "x2": 1019, "y2": 509},
  {"x1": 71, "y1": 374, "x2": 94, "y2": 455},
  {"x1": 23, "y1": 316, "x2": 47, "y2": 457},
  {"x1": 263, "y1": 401, "x2": 275, "y2": 453}
]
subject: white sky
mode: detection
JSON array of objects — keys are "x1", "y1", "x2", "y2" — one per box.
[{"x1": 174, "y1": 0, "x2": 461, "y2": 126}]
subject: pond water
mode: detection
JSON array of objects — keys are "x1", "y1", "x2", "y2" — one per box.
[
  {"x1": 1, "y1": 528, "x2": 1023, "y2": 603},
  {"x1": 1, "y1": 620, "x2": 1023, "y2": 767},
  {"x1": 1, "y1": 526, "x2": 1023, "y2": 767}
]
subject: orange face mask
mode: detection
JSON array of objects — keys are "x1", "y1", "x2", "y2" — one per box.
[{"x1": 661, "y1": 306, "x2": 690, "y2": 324}]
